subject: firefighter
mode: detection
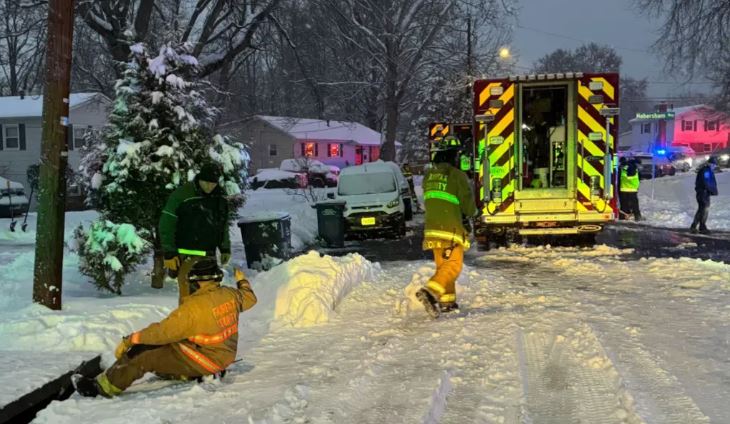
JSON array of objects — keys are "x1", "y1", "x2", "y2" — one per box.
[
  {"x1": 690, "y1": 156, "x2": 719, "y2": 234},
  {"x1": 619, "y1": 157, "x2": 642, "y2": 220},
  {"x1": 417, "y1": 136, "x2": 478, "y2": 318},
  {"x1": 74, "y1": 260, "x2": 257, "y2": 398},
  {"x1": 160, "y1": 162, "x2": 232, "y2": 305}
]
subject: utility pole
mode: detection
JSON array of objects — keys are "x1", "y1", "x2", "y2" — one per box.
[{"x1": 32, "y1": 0, "x2": 74, "y2": 310}]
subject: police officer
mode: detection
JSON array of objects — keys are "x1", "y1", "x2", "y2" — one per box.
[
  {"x1": 619, "y1": 157, "x2": 642, "y2": 220},
  {"x1": 74, "y1": 260, "x2": 257, "y2": 398},
  {"x1": 159, "y1": 162, "x2": 232, "y2": 304},
  {"x1": 417, "y1": 136, "x2": 478, "y2": 318},
  {"x1": 690, "y1": 156, "x2": 719, "y2": 234}
]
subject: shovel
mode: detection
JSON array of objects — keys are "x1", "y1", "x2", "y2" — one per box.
[
  {"x1": 6, "y1": 180, "x2": 17, "y2": 232},
  {"x1": 21, "y1": 185, "x2": 34, "y2": 232}
]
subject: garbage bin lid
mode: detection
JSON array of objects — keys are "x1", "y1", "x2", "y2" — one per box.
[
  {"x1": 238, "y1": 211, "x2": 290, "y2": 224},
  {"x1": 314, "y1": 200, "x2": 347, "y2": 206}
]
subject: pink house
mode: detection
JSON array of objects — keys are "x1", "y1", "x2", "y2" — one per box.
[
  {"x1": 628, "y1": 105, "x2": 730, "y2": 154},
  {"x1": 226, "y1": 115, "x2": 399, "y2": 172}
]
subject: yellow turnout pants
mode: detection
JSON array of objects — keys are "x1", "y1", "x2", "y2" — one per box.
[{"x1": 425, "y1": 245, "x2": 464, "y2": 304}]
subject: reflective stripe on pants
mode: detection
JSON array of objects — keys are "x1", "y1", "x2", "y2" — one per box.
[
  {"x1": 104, "y1": 344, "x2": 204, "y2": 393},
  {"x1": 426, "y1": 245, "x2": 464, "y2": 304}
]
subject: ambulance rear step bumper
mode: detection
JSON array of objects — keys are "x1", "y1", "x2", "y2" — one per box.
[{"x1": 518, "y1": 225, "x2": 602, "y2": 235}]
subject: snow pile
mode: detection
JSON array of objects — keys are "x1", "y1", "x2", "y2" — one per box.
[
  {"x1": 252, "y1": 168, "x2": 300, "y2": 182},
  {"x1": 255, "y1": 251, "x2": 380, "y2": 327},
  {"x1": 639, "y1": 171, "x2": 730, "y2": 230}
]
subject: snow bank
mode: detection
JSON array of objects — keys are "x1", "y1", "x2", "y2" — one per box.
[
  {"x1": 256, "y1": 251, "x2": 380, "y2": 328},
  {"x1": 639, "y1": 171, "x2": 730, "y2": 230}
]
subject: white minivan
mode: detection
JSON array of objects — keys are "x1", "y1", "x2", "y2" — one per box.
[{"x1": 335, "y1": 160, "x2": 410, "y2": 238}]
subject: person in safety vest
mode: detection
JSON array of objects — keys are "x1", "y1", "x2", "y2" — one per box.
[
  {"x1": 160, "y1": 162, "x2": 232, "y2": 304},
  {"x1": 690, "y1": 156, "x2": 719, "y2": 234},
  {"x1": 619, "y1": 157, "x2": 641, "y2": 220},
  {"x1": 73, "y1": 260, "x2": 257, "y2": 398},
  {"x1": 416, "y1": 136, "x2": 478, "y2": 318}
]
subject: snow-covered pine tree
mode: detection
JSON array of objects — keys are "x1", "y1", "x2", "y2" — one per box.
[{"x1": 76, "y1": 41, "x2": 248, "y2": 293}]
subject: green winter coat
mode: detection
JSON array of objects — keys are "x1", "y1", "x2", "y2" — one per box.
[
  {"x1": 422, "y1": 163, "x2": 478, "y2": 249},
  {"x1": 159, "y1": 179, "x2": 231, "y2": 258}
]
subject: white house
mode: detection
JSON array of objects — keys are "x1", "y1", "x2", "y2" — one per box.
[
  {"x1": 623, "y1": 104, "x2": 730, "y2": 154},
  {"x1": 0, "y1": 92, "x2": 110, "y2": 206}
]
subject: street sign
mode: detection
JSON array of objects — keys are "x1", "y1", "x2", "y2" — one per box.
[{"x1": 635, "y1": 111, "x2": 675, "y2": 120}]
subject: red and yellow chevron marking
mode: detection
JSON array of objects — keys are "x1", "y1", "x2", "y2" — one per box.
[
  {"x1": 473, "y1": 79, "x2": 516, "y2": 214},
  {"x1": 576, "y1": 75, "x2": 619, "y2": 214},
  {"x1": 429, "y1": 123, "x2": 449, "y2": 139}
]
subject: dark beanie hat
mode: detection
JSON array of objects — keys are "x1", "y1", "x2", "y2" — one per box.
[
  {"x1": 708, "y1": 156, "x2": 718, "y2": 165},
  {"x1": 188, "y1": 259, "x2": 224, "y2": 282},
  {"x1": 198, "y1": 162, "x2": 222, "y2": 182}
]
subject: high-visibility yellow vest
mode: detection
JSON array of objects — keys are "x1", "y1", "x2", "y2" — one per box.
[{"x1": 620, "y1": 166, "x2": 639, "y2": 192}]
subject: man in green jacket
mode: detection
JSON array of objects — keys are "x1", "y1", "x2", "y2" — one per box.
[
  {"x1": 417, "y1": 136, "x2": 478, "y2": 318},
  {"x1": 159, "y1": 163, "x2": 232, "y2": 304}
]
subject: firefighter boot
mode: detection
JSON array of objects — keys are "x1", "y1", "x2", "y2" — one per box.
[
  {"x1": 416, "y1": 288, "x2": 441, "y2": 319},
  {"x1": 439, "y1": 302, "x2": 459, "y2": 313},
  {"x1": 72, "y1": 374, "x2": 108, "y2": 398}
]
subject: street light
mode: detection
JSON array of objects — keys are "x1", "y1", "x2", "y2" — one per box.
[{"x1": 499, "y1": 47, "x2": 511, "y2": 59}]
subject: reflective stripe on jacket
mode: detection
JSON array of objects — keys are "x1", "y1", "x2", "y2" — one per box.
[{"x1": 422, "y1": 163, "x2": 477, "y2": 249}]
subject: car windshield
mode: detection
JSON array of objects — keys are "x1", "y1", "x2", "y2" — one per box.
[{"x1": 338, "y1": 172, "x2": 396, "y2": 195}]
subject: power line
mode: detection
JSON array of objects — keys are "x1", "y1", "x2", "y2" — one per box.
[{"x1": 516, "y1": 24, "x2": 651, "y2": 54}]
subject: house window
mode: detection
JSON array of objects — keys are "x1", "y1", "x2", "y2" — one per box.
[
  {"x1": 3, "y1": 124, "x2": 19, "y2": 150},
  {"x1": 304, "y1": 142, "x2": 316, "y2": 157},
  {"x1": 641, "y1": 123, "x2": 651, "y2": 134},
  {"x1": 682, "y1": 120, "x2": 694, "y2": 131},
  {"x1": 73, "y1": 127, "x2": 88, "y2": 149},
  {"x1": 705, "y1": 120, "x2": 718, "y2": 131},
  {"x1": 703, "y1": 143, "x2": 712, "y2": 152},
  {"x1": 328, "y1": 143, "x2": 341, "y2": 157},
  {"x1": 269, "y1": 144, "x2": 277, "y2": 157}
]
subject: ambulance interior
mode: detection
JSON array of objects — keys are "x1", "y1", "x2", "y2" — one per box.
[{"x1": 521, "y1": 85, "x2": 567, "y2": 189}]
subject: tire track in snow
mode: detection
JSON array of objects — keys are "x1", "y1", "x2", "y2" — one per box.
[{"x1": 516, "y1": 321, "x2": 644, "y2": 424}]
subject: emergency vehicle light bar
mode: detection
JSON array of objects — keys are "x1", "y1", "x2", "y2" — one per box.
[{"x1": 508, "y1": 72, "x2": 584, "y2": 82}]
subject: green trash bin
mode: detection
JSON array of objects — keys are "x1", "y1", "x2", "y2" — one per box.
[
  {"x1": 238, "y1": 212, "x2": 291, "y2": 270},
  {"x1": 313, "y1": 200, "x2": 346, "y2": 248}
]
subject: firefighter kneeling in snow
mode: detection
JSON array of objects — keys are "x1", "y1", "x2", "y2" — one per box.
[
  {"x1": 74, "y1": 260, "x2": 257, "y2": 398},
  {"x1": 417, "y1": 136, "x2": 478, "y2": 318}
]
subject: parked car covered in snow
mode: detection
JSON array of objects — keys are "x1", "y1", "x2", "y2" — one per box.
[
  {"x1": 249, "y1": 168, "x2": 306, "y2": 190},
  {"x1": 280, "y1": 159, "x2": 338, "y2": 187},
  {"x1": 0, "y1": 177, "x2": 29, "y2": 218},
  {"x1": 335, "y1": 161, "x2": 409, "y2": 239}
]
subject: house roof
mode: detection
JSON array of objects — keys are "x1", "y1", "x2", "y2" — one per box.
[
  {"x1": 0, "y1": 92, "x2": 107, "y2": 119},
  {"x1": 256, "y1": 115, "x2": 395, "y2": 146}
]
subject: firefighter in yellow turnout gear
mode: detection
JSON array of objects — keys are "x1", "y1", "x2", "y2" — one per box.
[
  {"x1": 417, "y1": 136, "x2": 478, "y2": 318},
  {"x1": 73, "y1": 260, "x2": 257, "y2": 398}
]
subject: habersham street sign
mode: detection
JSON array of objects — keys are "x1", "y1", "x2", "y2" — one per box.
[{"x1": 635, "y1": 111, "x2": 676, "y2": 120}]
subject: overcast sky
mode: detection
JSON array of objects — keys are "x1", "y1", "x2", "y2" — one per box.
[{"x1": 510, "y1": 0, "x2": 713, "y2": 98}]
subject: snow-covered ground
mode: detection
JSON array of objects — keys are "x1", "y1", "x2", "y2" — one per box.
[
  {"x1": 638, "y1": 170, "x2": 730, "y2": 231},
  {"x1": 1, "y1": 177, "x2": 729, "y2": 423}
]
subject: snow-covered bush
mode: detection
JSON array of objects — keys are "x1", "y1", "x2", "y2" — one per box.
[
  {"x1": 73, "y1": 221, "x2": 150, "y2": 294},
  {"x1": 79, "y1": 40, "x2": 248, "y2": 289}
]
